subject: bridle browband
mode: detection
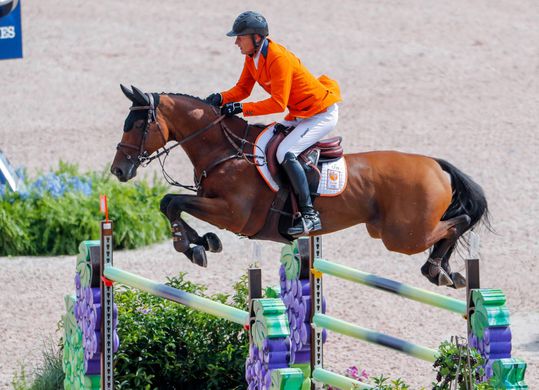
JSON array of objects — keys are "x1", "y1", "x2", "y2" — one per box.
[{"x1": 116, "y1": 93, "x2": 266, "y2": 192}]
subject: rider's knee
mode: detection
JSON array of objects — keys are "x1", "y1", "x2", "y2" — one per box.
[{"x1": 278, "y1": 150, "x2": 297, "y2": 165}]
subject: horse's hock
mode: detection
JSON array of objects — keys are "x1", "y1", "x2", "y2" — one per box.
[{"x1": 62, "y1": 223, "x2": 528, "y2": 389}]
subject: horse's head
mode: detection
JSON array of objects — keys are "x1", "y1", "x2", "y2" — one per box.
[{"x1": 111, "y1": 85, "x2": 169, "y2": 182}]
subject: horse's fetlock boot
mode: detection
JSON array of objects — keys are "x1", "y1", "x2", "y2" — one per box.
[
  {"x1": 172, "y1": 222, "x2": 190, "y2": 253},
  {"x1": 426, "y1": 258, "x2": 443, "y2": 278},
  {"x1": 422, "y1": 258, "x2": 453, "y2": 286}
]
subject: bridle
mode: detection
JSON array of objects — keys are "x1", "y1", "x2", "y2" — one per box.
[
  {"x1": 116, "y1": 93, "x2": 266, "y2": 192},
  {"x1": 116, "y1": 93, "x2": 168, "y2": 166}
]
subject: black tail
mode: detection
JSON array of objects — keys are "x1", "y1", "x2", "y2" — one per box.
[{"x1": 435, "y1": 158, "x2": 491, "y2": 236}]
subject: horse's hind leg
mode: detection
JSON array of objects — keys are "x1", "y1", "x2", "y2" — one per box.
[{"x1": 421, "y1": 215, "x2": 471, "y2": 289}]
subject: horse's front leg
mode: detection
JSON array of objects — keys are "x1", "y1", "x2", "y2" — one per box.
[{"x1": 160, "y1": 194, "x2": 238, "y2": 267}]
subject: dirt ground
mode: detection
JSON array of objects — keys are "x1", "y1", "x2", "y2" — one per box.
[{"x1": 1, "y1": 0, "x2": 538, "y2": 388}]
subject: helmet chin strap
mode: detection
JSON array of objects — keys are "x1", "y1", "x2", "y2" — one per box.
[{"x1": 248, "y1": 34, "x2": 262, "y2": 57}]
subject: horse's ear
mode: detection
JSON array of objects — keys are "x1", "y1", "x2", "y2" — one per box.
[
  {"x1": 120, "y1": 84, "x2": 136, "y2": 102},
  {"x1": 131, "y1": 85, "x2": 150, "y2": 106}
]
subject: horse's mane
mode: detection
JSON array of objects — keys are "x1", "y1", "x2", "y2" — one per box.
[
  {"x1": 162, "y1": 92, "x2": 207, "y2": 104},
  {"x1": 162, "y1": 92, "x2": 267, "y2": 128}
]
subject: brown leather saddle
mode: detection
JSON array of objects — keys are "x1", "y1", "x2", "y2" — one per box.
[
  {"x1": 250, "y1": 125, "x2": 344, "y2": 243},
  {"x1": 265, "y1": 124, "x2": 344, "y2": 190}
]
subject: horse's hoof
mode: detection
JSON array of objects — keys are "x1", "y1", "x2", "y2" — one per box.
[
  {"x1": 450, "y1": 272, "x2": 467, "y2": 289},
  {"x1": 191, "y1": 245, "x2": 208, "y2": 268},
  {"x1": 437, "y1": 269, "x2": 454, "y2": 286},
  {"x1": 202, "y1": 232, "x2": 222, "y2": 253}
]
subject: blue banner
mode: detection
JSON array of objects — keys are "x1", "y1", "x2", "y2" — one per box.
[{"x1": 0, "y1": 0, "x2": 23, "y2": 60}]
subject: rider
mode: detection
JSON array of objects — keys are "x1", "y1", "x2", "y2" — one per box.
[{"x1": 206, "y1": 11, "x2": 341, "y2": 237}]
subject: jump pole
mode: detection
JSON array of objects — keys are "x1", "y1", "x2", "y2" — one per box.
[
  {"x1": 99, "y1": 221, "x2": 250, "y2": 389},
  {"x1": 307, "y1": 234, "x2": 481, "y2": 390}
]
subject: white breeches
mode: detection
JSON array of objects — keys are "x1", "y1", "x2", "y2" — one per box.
[{"x1": 276, "y1": 103, "x2": 339, "y2": 164}]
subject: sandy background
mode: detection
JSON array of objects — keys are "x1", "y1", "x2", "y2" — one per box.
[{"x1": 1, "y1": 0, "x2": 538, "y2": 388}]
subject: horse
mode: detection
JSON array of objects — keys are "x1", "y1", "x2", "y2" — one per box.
[{"x1": 111, "y1": 85, "x2": 489, "y2": 289}]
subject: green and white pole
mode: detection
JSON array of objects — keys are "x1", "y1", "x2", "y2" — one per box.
[
  {"x1": 313, "y1": 313, "x2": 438, "y2": 362},
  {"x1": 103, "y1": 266, "x2": 249, "y2": 326},
  {"x1": 313, "y1": 258, "x2": 467, "y2": 315},
  {"x1": 312, "y1": 368, "x2": 374, "y2": 389}
]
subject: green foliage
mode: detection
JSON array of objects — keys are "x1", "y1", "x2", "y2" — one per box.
[
  {"x1": 114, "y1": 273, "x2": 250, "y2": 390},
  {"x1": 11, "y1": 341, "x2": 64, "y2": 390},
  {"x1": 370, "y1": 375, "x2": 410, "y2": 389},
  {"x1": 0, "y1": 163, "x2": 170, "y2": 256},
  {"x1": 432, "y1": 338, "x2": 487, "y2": 389},
  {"x1": 339, "y1": 366, "x2": 412, "y2": 389}
]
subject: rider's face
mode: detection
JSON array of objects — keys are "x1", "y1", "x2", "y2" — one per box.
[{"x1": 235, "y1": 35, "x2": 258, "y2": 56}]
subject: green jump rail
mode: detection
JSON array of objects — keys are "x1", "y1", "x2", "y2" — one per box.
[
  {"x1": 313, "y1": 313, "x2": 438, "y2": 363},
  {"x1": 103, "y1": 266, "x2": 249, "y2": 326},
  {"x1": 313, "y1": 258, "x2": 467, "y2": 315},
  {"x1": 312, "y1": 367, "x2": 374, "y2": 389}
]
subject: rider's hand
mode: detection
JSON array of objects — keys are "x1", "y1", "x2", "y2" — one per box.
[
  {"x1": 205, "y1": 93, "x2": 222, "y2": 107},
  {"x1": 221, "y1": 102, "x2": 243, "y2": 117}
]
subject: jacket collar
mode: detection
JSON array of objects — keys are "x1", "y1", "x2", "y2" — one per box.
[
  {"x1": 260, "y1": 38, "x2": 269, "y2": 58},
  {"x1": 255, "y1": 39, "x2": 270, "y2": 78}
]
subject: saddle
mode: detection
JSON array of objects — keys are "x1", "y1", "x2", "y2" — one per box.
[
  {"x1": 251, "y1": 125, "x2": 344, "y2": 243},
  {"x1": 265, "y1": 124, "x2": 344, "y2": 191}
]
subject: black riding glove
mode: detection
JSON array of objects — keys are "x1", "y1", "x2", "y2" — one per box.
[
  {"x1": 221, "y1": 102, "x2": 243, "y2": 117},
  {"x1": 205, "y1": 93, "x2": 222, "y2": 107}
]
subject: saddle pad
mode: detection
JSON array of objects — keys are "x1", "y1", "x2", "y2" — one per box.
[
  {"x1": 253, "y1": 124, "x2": 280, "y2": 192},
  {"x1": 317, "y1": 157, "x2": 347, "y2": 196},
  {"x1": 254, "y1": 124, "x2": 348, "y2": 196}
]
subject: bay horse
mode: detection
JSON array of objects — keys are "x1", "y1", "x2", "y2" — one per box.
[{"x1": 111, "y1": 85, "x2": 489, "y2": 289}]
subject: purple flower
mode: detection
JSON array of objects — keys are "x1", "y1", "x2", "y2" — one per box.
[
  {"x1": 136, "y1": 307, "x2": 152, "y2": 315},
  {"x1": 346, "y1": 366, "x2": 369, "y2": 382}
]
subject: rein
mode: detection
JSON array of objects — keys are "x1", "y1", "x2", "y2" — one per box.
[{"x1": 117, "y1": 93, "x2": 266, "y2": 192}]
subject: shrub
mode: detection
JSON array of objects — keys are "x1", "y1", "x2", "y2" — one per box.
[
  {"x1": 114, "y1": 273, "x2": 250, "y2": 390},
  {"x1": 432, "y1": 338, "x2": 487, "y2": 389},
  {"x1": 0, "y1": 162, "x2": 170, "y2": 256}
]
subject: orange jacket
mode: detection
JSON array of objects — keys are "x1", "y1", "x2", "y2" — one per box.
[{"x1": 220, "y1": 39, "x2": 341, "y2": 120}]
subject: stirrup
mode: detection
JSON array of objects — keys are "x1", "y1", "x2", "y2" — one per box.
[{"x1": 287, "y1": 212, "x2": 322, "y2": 237}]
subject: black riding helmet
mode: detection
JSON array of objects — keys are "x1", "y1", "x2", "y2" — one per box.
[{"x1": 226, "y1": 11, "x2": 269, "y2": 37}]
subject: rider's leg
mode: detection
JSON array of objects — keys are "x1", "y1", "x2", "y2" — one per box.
[
  {"x1": 276, "y1": 104, "x2": 338, "y2": 236},
  {"x1": 276, "y1": 104, "x2": 339, "y2": 164},
  {"x1": 282, "y1": 152, "x2": 322, "y2": 236}
]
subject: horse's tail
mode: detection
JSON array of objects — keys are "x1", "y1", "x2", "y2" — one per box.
[{"x1": 435, "y1": 158, "x2": 491, "y2": 237}]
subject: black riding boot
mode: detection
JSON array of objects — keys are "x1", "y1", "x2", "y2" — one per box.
[{"x1": 282, "y1": 152, "x2": 322, "y2": 237}]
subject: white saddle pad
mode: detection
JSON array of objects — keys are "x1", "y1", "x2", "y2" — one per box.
[
  {"x1": 253, "y1": 125, "x2": 347, "y2": 197},
  {"x1": 316, "y1": 157, "x2": 347, "y2": 196}
]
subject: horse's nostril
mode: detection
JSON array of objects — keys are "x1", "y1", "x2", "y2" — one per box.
[{"x1": 111, "y1": 166, "x2": 123, "y2": 177}]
